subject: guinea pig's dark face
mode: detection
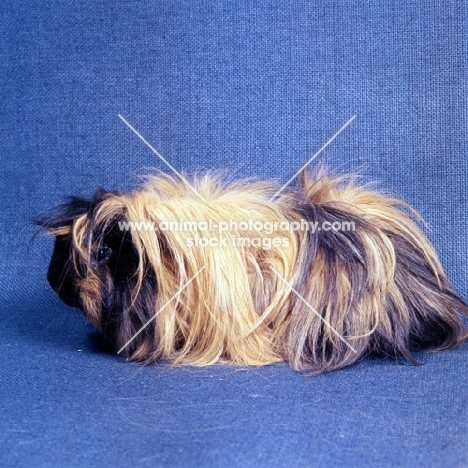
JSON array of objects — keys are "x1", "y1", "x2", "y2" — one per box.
[
  {"x1": 47, "y1": 234, "x2": 81, "y2": 308},
  {"x1": 36, "y1": 188, "x2": 155, "y2": 352},
  {"x1": 46, "y1": 223, "x2": 139, "y2": 311},
  {"x1": 37, "y1": 194, "x2": 95, "y2": 310}
]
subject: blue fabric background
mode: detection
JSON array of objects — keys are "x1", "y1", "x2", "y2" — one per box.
[{"x1": 1, "y1": 1, "x2": 467, "y2": 467}]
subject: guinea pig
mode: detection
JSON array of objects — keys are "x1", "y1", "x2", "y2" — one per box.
[{"x1": 35, "y1": 170, "x2": 468, "y2": 374}]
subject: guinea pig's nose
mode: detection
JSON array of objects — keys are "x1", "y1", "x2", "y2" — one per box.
[{"x1": 47, "y1": 236, "x2": 82, "y2": 308}]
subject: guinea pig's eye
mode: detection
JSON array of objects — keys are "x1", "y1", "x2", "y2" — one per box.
[{"x1": 95, "y1": 247, "x2": 112, "y2": 264}]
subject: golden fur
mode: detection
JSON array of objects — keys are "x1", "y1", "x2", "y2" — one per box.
[{"x1": 37, "y1": 169, "x2": 468, "y2": 373}]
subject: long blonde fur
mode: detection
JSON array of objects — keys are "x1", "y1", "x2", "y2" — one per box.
[{"x1": 39, "y1": 170, "x2": 468, "y2": 373}]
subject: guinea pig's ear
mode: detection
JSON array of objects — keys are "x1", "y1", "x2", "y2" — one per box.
[
  {"x1": 93, "y1": 186, "x2": 108, "y2": 201},
  {"x1": 34, "y1": 187, "x2": 121, "y2": 233},
  {"x1": 92, "y1": 186, "x2": 121, "y2": 203},
  {"x1": 33, "y1": 196, "x2": 93, "y2": 233}
]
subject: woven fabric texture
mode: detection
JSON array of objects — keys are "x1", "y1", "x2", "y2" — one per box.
[{"x1": 1, "y1": 1, "x2": 467, "y2": 467}]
